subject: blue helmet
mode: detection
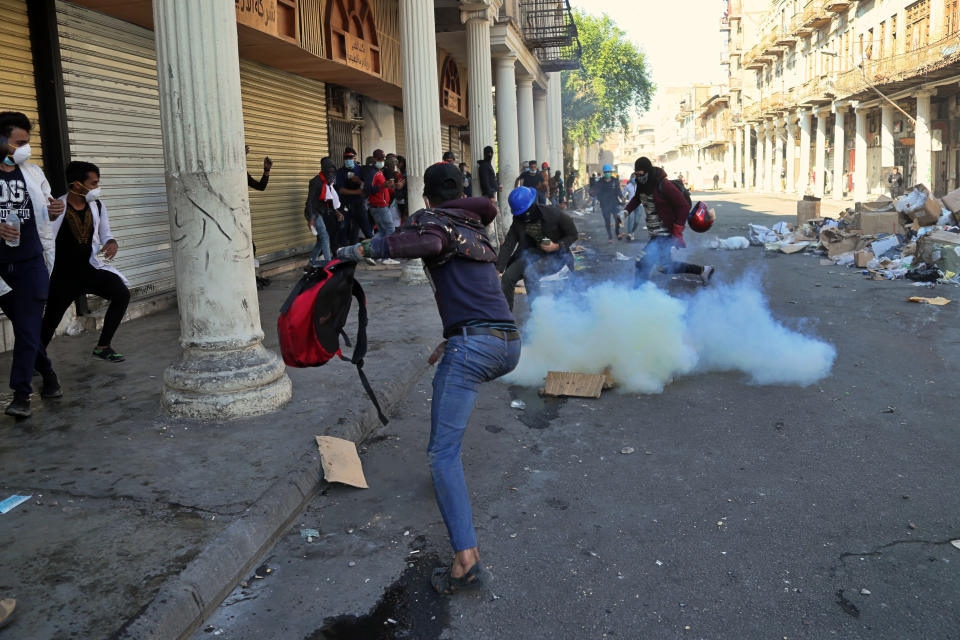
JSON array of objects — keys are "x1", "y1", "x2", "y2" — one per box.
[
  {"x1": 602, "y1": 164, "x2": 614, "y2": 173},
  {"x1": 508, "y1": 186, "x2": 537, "y2": 216}
]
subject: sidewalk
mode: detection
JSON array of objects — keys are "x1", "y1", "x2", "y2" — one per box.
[
  {"x1": 699, "y1": 188, "x2": 852, "y2": 216},
  {"x1": 0, "y1": 264, "x2": 442, "y2": 639}
]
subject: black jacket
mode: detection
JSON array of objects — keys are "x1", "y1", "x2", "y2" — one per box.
[
  {"x1": 497, "y1": 203, "x2": 579, "y2": 272},
  {"x1": 305, "y1": 174, "x2": 337, "y2": 222},
  {"x1": 477, "y1": 158, "x2": 499, "y2": 198}
]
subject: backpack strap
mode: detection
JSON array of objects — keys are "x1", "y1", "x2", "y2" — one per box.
[{"x1": 339, "y1": 278, "x2": 388, "y2": 426}]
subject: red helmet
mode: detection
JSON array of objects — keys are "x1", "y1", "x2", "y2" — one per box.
[{"x1": 688, "y1": 201, "x2": 715, "y2": 233}]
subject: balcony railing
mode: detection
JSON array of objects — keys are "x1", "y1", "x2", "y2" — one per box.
[
  {"x1": 834, "y1": 32, "x2": 960, "y2": 97},
  {"x1": 520, "y1": 0, "x2": 582, "y2": 71},
  {"x1": 824, "y1": 1, "x2": 851, "y2": 13},
  {"x1": 801, "y1": 0, "x2": 832, "y2": 29},
  {"x1": 776, "y1": 25, "x2": 798, "y2": 46}
]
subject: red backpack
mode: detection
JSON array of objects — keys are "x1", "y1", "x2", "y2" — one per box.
[{"x1": 277, "y1": 260, "x2": 387, "y2": 425}]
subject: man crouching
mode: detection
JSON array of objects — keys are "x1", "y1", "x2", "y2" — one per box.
[{"x1": 337, "y1": 162, "x2": 520, "y2": 595}]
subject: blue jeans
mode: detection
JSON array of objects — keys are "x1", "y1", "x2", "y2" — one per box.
[
  {"x1": 429, "y1": 332, "x2": 521, "y2": 551},
  {"x1": 369, "y1": 206, "x2": 394, "y2": 239},
  {"x1": 634, "y1": 236, "x2": 702, "y2": 286},
  {"x1": 0, "y1": 256, "x2": 54, "y2": 394},
  {"x1": 308, "y1": 213, "x2": 331, "y2": 265}
]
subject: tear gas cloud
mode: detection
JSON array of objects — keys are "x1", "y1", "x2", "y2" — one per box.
[{"x1": 505, "y1": 276, "x2": 836, "y2": 392}]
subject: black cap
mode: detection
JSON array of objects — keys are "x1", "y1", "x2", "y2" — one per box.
[
  {"x1": 635, "y1": 157, "x2": 653, "y2": 173},
  {"x1": 424, "y1": 162, "x2": 463, "y2": 195}
]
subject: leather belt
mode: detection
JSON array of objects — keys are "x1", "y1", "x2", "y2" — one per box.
[{"x1": 459, "y1": 326, "x2": 521, "y2": 341}]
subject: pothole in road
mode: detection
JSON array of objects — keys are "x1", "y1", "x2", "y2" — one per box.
[
  {"x1": 508, "y1": 385, "x2": 565, "y2": 430},
  {"x1": 307, "y1": 552, "x2": 449, "y2": 640}
]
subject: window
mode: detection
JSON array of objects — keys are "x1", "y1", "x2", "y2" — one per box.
[
  {"x1": 879, "y1": 21, "x2": 886, "y2": 58},
  {"x1": 891, "y1": 14, "x2": 898, "y2": 52},
  {"x1": 905, "y1": 0, "x2": 930, "y2": 51},
  {"x1": 440, "y1": 57, "x2": 463, "y2": 115},
  {"x1": 947, "y1": 0, "x2": 959, "y2": 34}
]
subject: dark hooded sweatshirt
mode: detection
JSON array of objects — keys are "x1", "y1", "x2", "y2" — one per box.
[
  {"x1": 624, "y1": 167, "x2": 689, "y2": 230},
  {"x1": 368, "y1": 197, "x2": 515, "y2": 336}
]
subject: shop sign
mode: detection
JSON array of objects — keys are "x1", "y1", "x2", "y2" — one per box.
[
  {"x1": 236, "y1": 0, "x2": 277, "y2": 34},
  {"x1": 345, "y1": 33, "x2": 374, "y2": 73}
]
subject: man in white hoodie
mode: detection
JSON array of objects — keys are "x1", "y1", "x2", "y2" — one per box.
[{"x1": 0, "y1": 112, "x2": 65, "y2": 417}]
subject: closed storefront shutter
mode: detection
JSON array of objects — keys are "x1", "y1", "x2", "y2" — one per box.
[
  {"x1": 1, "y1": 0, "x2": 43, "y2": 167},
  {"x1": 57, "y1": 0, "x2": 172, "y2": 298},
  {"x1": 328, "y1": 118, "x2": 354, "y2": 162},
  {"x1": 394, "y1": 108, "x2": 405, "y2": 156},
  {"x1": 440, "y1": 126, "x2": 452, "y2": 159},
  {"x1": 240, "y1": 60, "x2": 328, "y2": 259}
]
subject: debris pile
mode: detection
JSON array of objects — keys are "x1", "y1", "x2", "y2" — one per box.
[{"x1": 719, "y1": 186, "x2": 960, "y2": 288}]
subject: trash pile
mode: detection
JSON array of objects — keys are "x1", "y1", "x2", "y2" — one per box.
[{"x1": 724, "y1": 185, "x2": 960, "y2": 287}]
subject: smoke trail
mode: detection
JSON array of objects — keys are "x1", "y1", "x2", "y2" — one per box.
[{"x1": 505, "y1": 276, "x2": 836, "y2": 392}]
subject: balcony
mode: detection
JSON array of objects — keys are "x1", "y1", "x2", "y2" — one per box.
[
  {"x1": 776, "y1": 26, "x2": 798, "y2": 47},
  {"x1": 801, "y1": 1, "x2": 832, "y2": 29},
  {"x1": 825, "y1": 1, "x2": 851, "y2": 13},
  {"x1": 834, "y1": 31, "x2": 960, "y2": 98},
  {"x1": 520, "y1": 0, "x2": 582, "y2": 71}
]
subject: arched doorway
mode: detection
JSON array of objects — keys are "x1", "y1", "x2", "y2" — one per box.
[
  {"x1": 326, "y1": 0, "x2": 381, "y2": 75},
  {"x1": 440, "y1": 56, "x2": 463, "y2": 116}
]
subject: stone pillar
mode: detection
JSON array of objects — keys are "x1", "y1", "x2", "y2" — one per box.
[
  {"x1": 153, "y1": 0, "x2": 291, "y2": 419},
  {"x1": 548, "y1": 71, "x2": 563, "y2": 172},
  {"x1": 494, "y1": 55, "x2": 520, "y2": 228},
  {"x1": 743, "y1": 125, "x2": 751, "y2": 189},
  {"x1": 399, "y1": 0, "x2": 442, "y2": 284},
  {"x1": 854, "y1": 106, "x2": 868, "y2": 202},
  {"x1": 814, "y1": 109, "x2": 827, "y2": 198},
  {"x1": 881, "y1": 105, "x2": 895, "y2": 172},
  {"x1": 785, "y1": 118, "x2": 796, "y2": 195},
  {"x1": 763, "y1": 122, "x2": 772, "y2": 191},
  {"x1": 915, "y1": 89, "x2": 934, "y2": 188},
  {"x1": 732, "y1": 129, "x2": 740, "y2": 188},
  {"x1": 516, "y1": 75, "x2": 536, "y2": 165},
  {"x1": 833, "y1": 103, "x2": 846, "y2": 199},
  {"x1": 756, "y1": 125, "x2": 765, "y2": 191},
  {"x1": 798, "y1": 109, "x2": 812, "y2": 196},
  {"x1": 462, "y1": 1, "x2": 498, "y2": 238},
  {"x1": 773, "y1": 119, "x2": 784, "y2": 193},
  {"x1": 533, "y1": 89, "x2": 549, "y2": 170}
]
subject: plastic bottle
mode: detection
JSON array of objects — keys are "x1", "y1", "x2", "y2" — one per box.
[{"x1": 4, "y1": 213, "x2": 20, "y2": 248}]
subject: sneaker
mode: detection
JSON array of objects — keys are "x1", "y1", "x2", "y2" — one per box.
[
  {"x1": 364, "y1": 257, "x2": 377, "y2": 266},
  {"x1": 381, "y1": 258, "x2": 400, "y2": 265},
  {"x1": 40, "y1": 371, "x2": 63, "y2": 398},
  {"x1": 93, "y1": 346, "x2": 126, "y2": 363},
  {"x1": 5, "y1": 393, "x2": 31, "y2": 418},
  {"x1": 700, "y1": 265, "x2": 715, "y2": 285}
]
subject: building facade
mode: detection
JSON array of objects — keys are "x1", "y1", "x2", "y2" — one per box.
[{"x1": 723, "y1": 0, "x2": 960, "y2": 200}]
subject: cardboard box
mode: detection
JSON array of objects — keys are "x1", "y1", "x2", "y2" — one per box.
[
  {"x1": 820, "y1": 227, "x2": 865, "y2": 258},
  {"x1": 917, "y1": 230, "x2": 960, "y2": 273},
  {"x1": 941, "y1": 187, "x2": 960, "y2": 213},
  {"x1": 918, "y1": 195, "x2": 943, "y2": 226},
  {"x1": 858, "y1": 211, "x2": 904, "y2": 236},
  {"x1": 797, "y1": 199, "x2": 821, "y2": 225},
  {"x1": 855, "y1": 250, "x2": 875, "y2": 267}
]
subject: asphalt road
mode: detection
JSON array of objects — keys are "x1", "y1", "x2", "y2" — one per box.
[{"x1": 194, "y1": 192, "x2": 960, "y2": 640}]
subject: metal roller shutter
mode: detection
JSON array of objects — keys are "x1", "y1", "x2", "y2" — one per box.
[
  {"x1": 394, "y1": 108, "x2": 405, "y2": 156},
  {"x1": 440, "y1": 126, "x2": 452, "y2": 160},
  {"x1": 240, "y1": 59, "x2": 327, "y2": 258},
  {"x1": 1, "y1": 0, "x2": 43, "y2": 169},
  {"x1": 57, "y1": 0, "x2": 172, "y2": 298}
]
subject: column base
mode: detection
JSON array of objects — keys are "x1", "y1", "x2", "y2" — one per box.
[
  {"x1": 162, "y1": 343, "x2": 292, "y2": 420},
  {"x1": 401, "y1": 259, "x2": 430, "y2": 284}
]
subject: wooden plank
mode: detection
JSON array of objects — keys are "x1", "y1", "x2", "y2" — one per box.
[{"x1": 543, "y1": 372, "x2": 606, "y2": 399}]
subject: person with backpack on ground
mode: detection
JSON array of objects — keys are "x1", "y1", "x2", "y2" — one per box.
[
  {"x1": 337, "y1": 162, "x2": 519, "y2": 596},
  {"x1": 305, "y1": 157, "x2": 342, "y2": 265},
  {"x1": 497, "y1": 186, "x2": 579, "y2": 311},
  {"x1": 625, "y1": 157, "x2": 714, "y2": 286},
  {"x1": 594, "y1": 164, "x2": 624, "y2": 243},
  {"x1": 40, "y1": 160, "x2": 131, "y2": 365}
]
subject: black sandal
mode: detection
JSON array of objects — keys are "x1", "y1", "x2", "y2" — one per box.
[{"x1": 431, "y1": 563, "x2": 490, "y2": 595}]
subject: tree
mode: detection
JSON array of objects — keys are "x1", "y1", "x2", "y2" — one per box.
[{"x1": 562, "y1": 11, "x2": 654, "y2": 158}]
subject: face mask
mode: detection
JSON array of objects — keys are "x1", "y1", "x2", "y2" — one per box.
[
  {"x1": 603, "y1": 172, "x2": 612, "y2": 179},
  {"x1": 11, "y1": 143, "x2": 30, "y2": 165},
  {"x1": 528, "y1": 167, "x2": 536, "y2": 173},
  {"x1": 85, "y1": 187, "x2": 102, "y2": 202},
  {"x1": 345, "y1": 159, "x2": 355, "y2": 169},
  {"x1": 375, "y1": 161, "x2": 384, "y2": 169},
  {"x1": 637, "y1": 173, "x2": 648, "y2": 185}
]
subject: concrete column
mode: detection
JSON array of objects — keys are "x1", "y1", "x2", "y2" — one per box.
[
  {"x1": 798, "y1": 109, "x2": 812, "y2": 196},
  {"x1": 881, "y1": 105, "x2": 895, "y2": 171},
  {"x1": 854, "y1": 106, "x2": 867, "y2": 202},
  {"x1": 774, "y1": 119, "x2": 785, "y2": 193},
  {"x1": 785, "y1": 118, "x2": 796, "y2": 195},
  {"x1": 814, "y1": 109, "x2": 827, "y2": 198},
  {"x1": 747, "y1": 123, "x2": 756, "y2": 188},
  {"x1": 742, "y1": 125, "x2": 750, "y2": 189},
  {"x1": 763, "y1": 122, "x2": 773, "y2": 191},
  {"x1": 756, "y1": 125, "x2": 765, "y2": 191},
  {"x1": 833, "y1": 103, "x2": 846, "y2": 198},
  {"x1": 732, "y1": 129, "x2": 740, "y2": 188},
  {"x1": 533, "y1": 89, "x2": 549, "y2": 170},
  {"x1": 547, "y1": 71, "x2": 563, "y2": 171},
  {"x1": 915, "y1": 89, "x2": 934, "y2": 188},
  {"x1": 400, "y1": 0, "x2": 442, "y2": 283},
  {"x1": 152, "y1": 0, "x2": 291, "y2": 419},
  {"x1": 516, "y1": 75, "x2": 536, "y2": 165},
  {"x1": 494, "y1": 55, "x2": 520, "y2": 227}
]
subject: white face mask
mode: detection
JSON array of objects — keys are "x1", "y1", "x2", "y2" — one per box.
[
  {"x1": 85, "y1": 187, "x2": 102, "y2": 203},
  {"x1": 12, "y1": 143, "x2": 31, "y2": 165}
]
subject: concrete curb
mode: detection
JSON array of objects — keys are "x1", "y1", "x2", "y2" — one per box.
[{"x1": 110, "y1": 346, "x2": 435, "y2": 640}]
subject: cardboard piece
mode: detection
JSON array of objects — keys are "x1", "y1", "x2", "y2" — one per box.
[
  {"x1": 941, "y1": 187, "x2": 960, "y2": 213},
  {"x1": 917, "y1": 230, "x2": 960, "y2": 273},
  {"x1": 820, "y1": 227, "x2": 868, "y2": 258},
  {"x1": 918, "y1": 195, "x2": 942, "y2": 226},
  {"x1": 779, "y1": 242, "x2": 809, "y2": 254},
  {"x1": 907, "y1": 296, "x2": 951, "y2": 306},
  {"x1": 855, "y1": 250, "x2": 874, "y2": 267},
  {"x1": 797, "y1": 199, "x2": 821, "y2": 225},
  {"x1": 543, "y1": 371, "x2": 606, "y2": 398},
  {"x1": 315, "y1": 436, "x2": 369, "y2": 488},
  {"x1": 861, "y1": 196, "x2": 894, "y2": 212},
  {"x1": 858, "y1": 211, "x2": 904, "y2": 236}
]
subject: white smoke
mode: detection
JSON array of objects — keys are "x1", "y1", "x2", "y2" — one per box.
[{"x1": 505, "y1": 276, "x2": 836, "y2": 392}]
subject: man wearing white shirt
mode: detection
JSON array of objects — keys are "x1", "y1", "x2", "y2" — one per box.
[
  {"x1": 40, "y1": 161, "x2": 130, "y2": 364},
  {"x1": 0, "y1": 112, "x2": 65, "y2": 417}
]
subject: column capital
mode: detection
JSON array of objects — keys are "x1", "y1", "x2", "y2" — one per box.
[
  {"x1": 460, "y1": 0, "x2": 501, "y2": 25},
  {"x1": 914, "y1": 88, "x2": 936, "y2": 99},
  {"x1": 515, "y1": 74, "x2": 534, "y2": 89},
  {"x1": 494, "y1": 54, "x2": 517, "y2": 70}
]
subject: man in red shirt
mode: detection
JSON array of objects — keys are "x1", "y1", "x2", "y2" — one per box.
[{"x1": 366, "y1": 149, "x2": 398, "y2": 264}]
